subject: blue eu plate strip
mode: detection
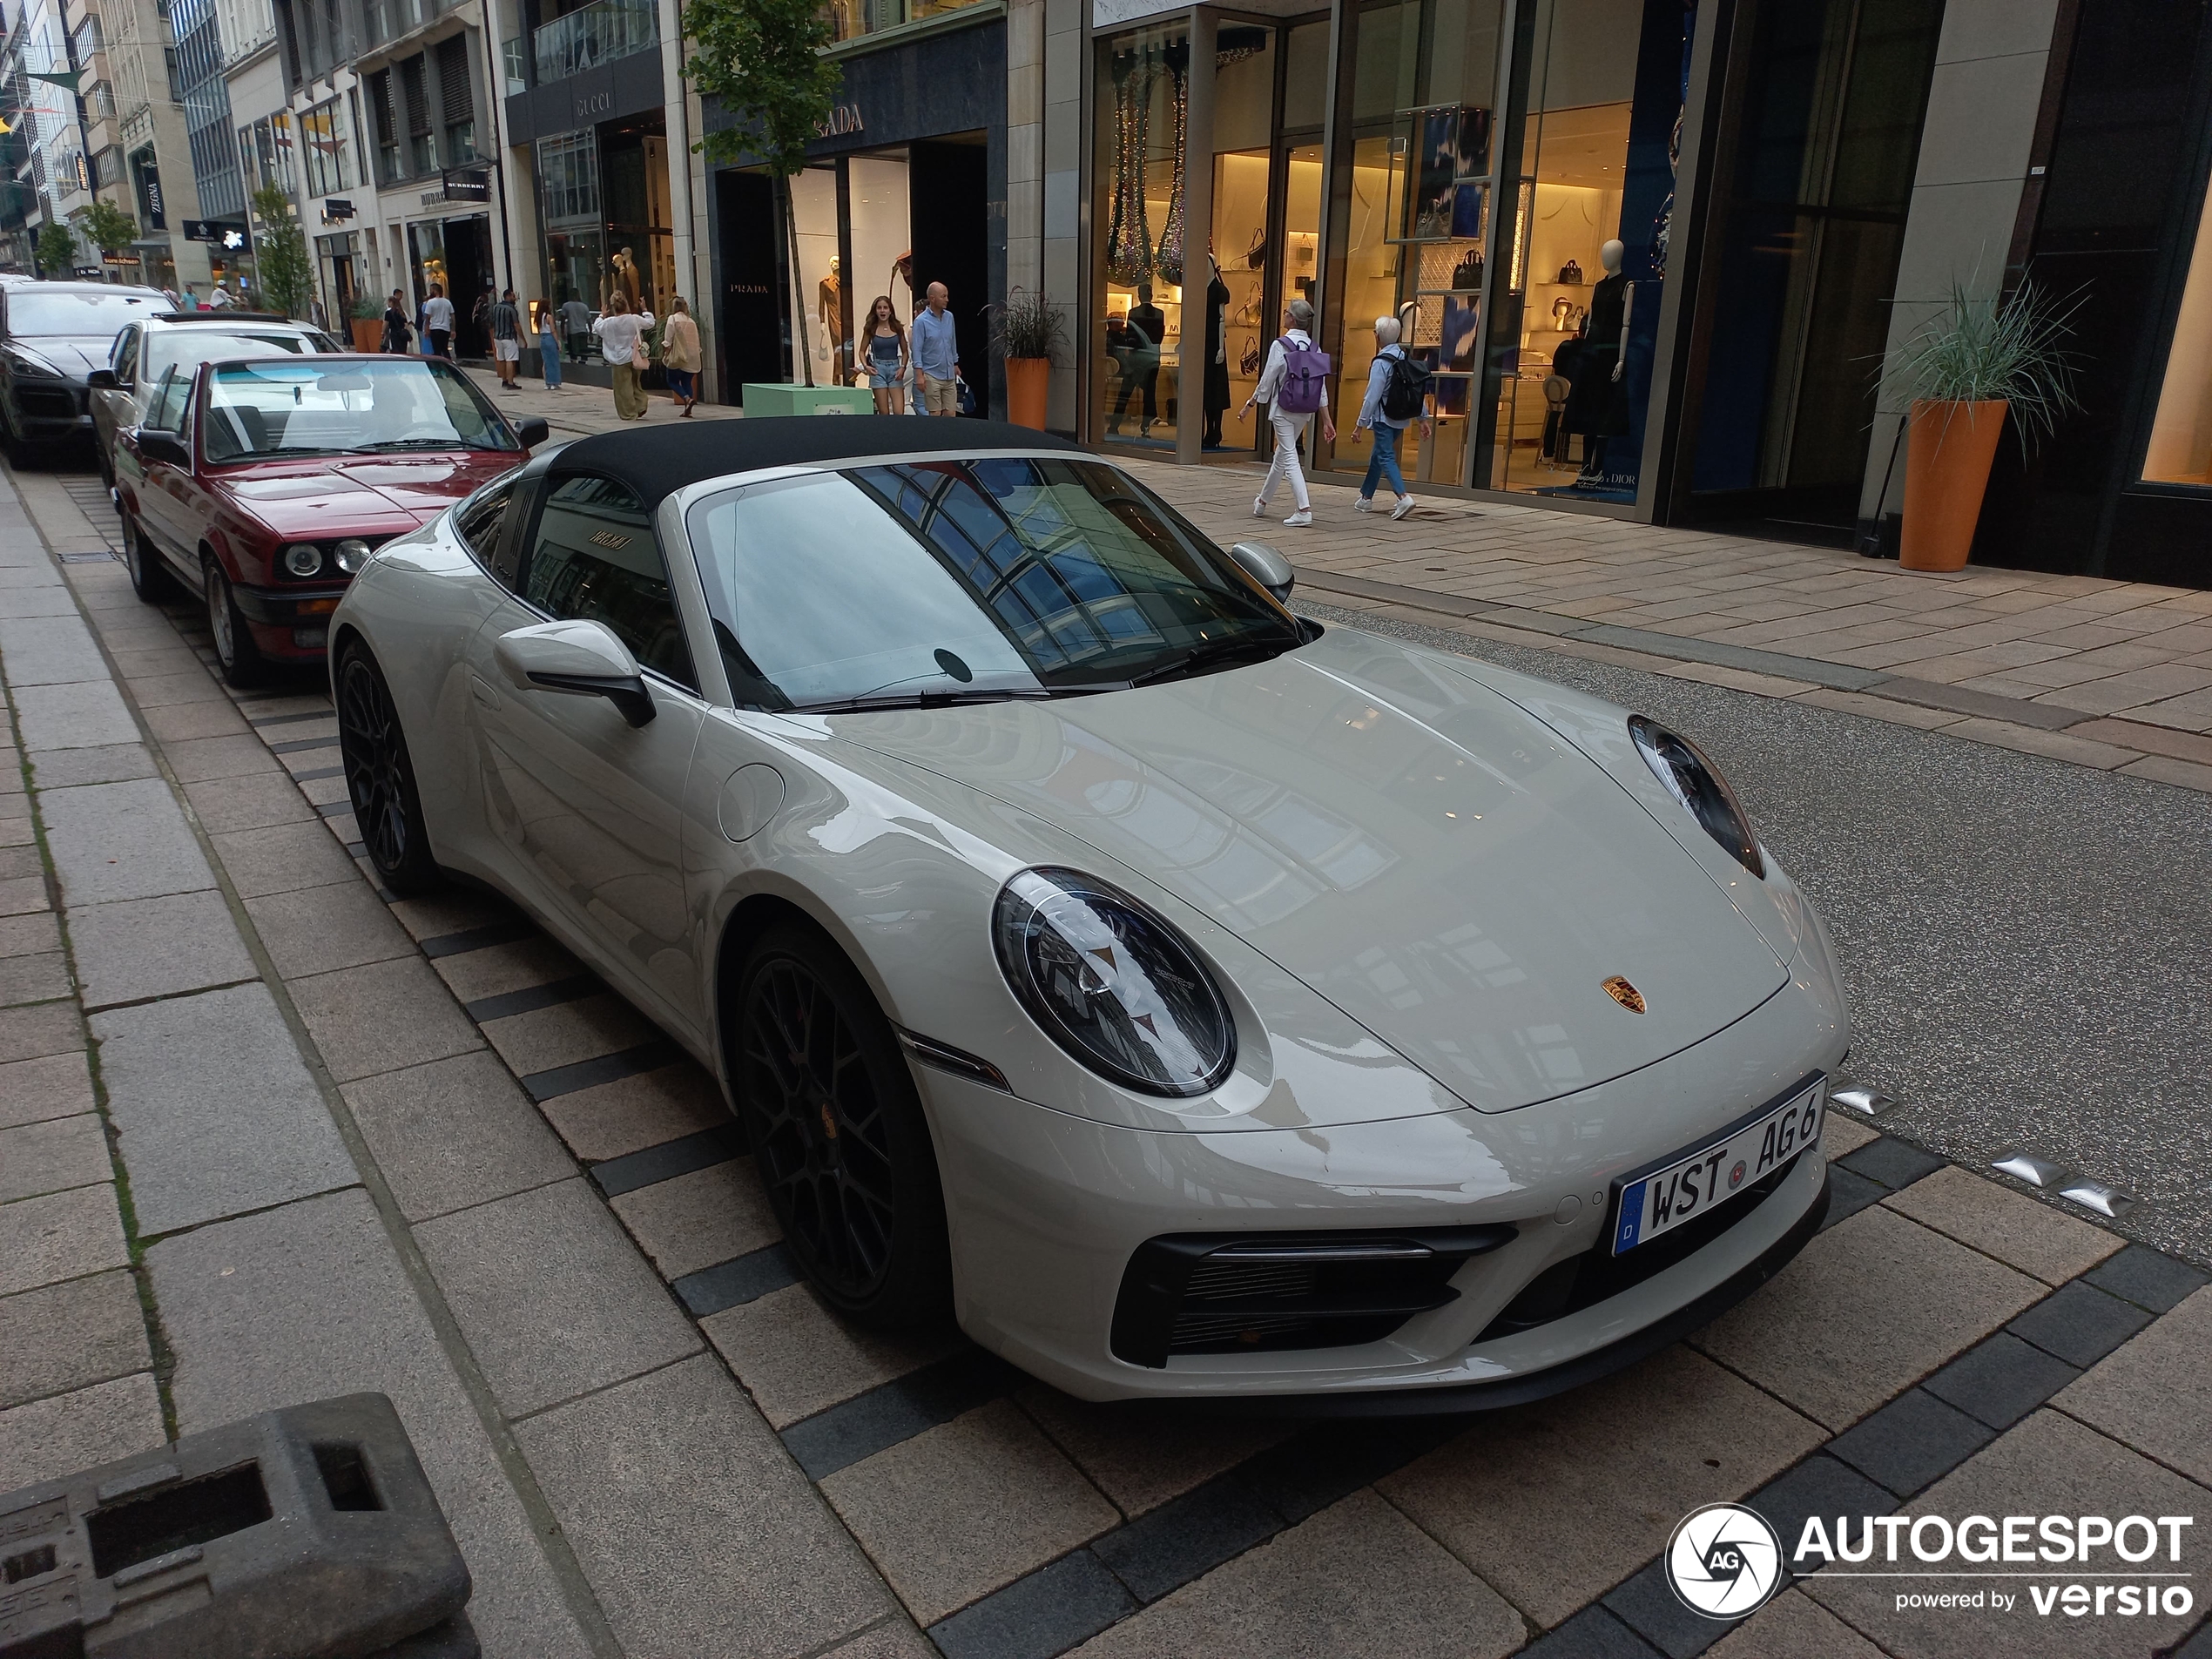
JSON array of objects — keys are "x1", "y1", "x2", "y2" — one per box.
[{"x1": 1615, "y1": 1181, "x2": 1646, "y2": 1251}]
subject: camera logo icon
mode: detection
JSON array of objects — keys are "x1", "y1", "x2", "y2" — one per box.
[{"x1": 1665, "y1": 1502, "x2": 1784, "y2": 1620}]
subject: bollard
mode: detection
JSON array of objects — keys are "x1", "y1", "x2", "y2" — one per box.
[{"x1": 0, "y1": 1393, "x2": 473, "y2": 1658}]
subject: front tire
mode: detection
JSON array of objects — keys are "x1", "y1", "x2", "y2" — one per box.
[
  {"x1": 335, "y1": 642, "x2": 442, "y2": 896},
  {"x1": 121, "y1": 509, "x2": 176, "y2": 603},
  {"x1": 204, "y1": 558, "x2": 266, "y2": 687},
  {"x1": 733, "y1": 923, "x2": 951, "y2": 1330}
]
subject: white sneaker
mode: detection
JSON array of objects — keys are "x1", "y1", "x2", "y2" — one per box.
[
  {"x1": 1353, "y1": 497, "x2": 1373, "y2": 514},
  {"x1": 1391, "y1": 496, "x2": 1415, "y2": 521},
  {"x1": 1251, "y1": 496, "x2": 1267, "y2": 517},
  {"x1": 1284, "y1": 509, "x2": 1313, "y2": 527}
]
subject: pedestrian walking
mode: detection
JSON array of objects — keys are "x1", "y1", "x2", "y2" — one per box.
[
  {"x1": 1243, "y1": 298, "x2": 1335, "y2": 528},
  {"x1": 862, "y1": 295, "x2": 907, "y2": 415},
  {"x1": 422, "y1": 284, "x2": 455, "y2": 360},
  {"x1": 560, "y1": 296, "x2": 593, "y2": 363},
  {"x1": 490, "y1": 288, "x2": 523, "y2": 391},
  {"x1": 593, "y1": 293, "x2": 655, "y2": 420},
  {"x1": 661, "y1": 296, "x2": 701, "y2": 416},
  {"x1": 912, "y1": 283, "x2": 961, "y2": 417},
  {"x1": 1355, "y1": 314, "x2": 1433, "y2": 521},
  {"x1": 381, "y1": 289, "x2": 413, "y2": 354},
  {"x1": 532, "y1": 300, "x2": 563, "y2": 392}
]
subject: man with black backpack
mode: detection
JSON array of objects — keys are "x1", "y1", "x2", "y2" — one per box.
[
  {"x1": 1355, "y1": 314, "x2": 1433, "y2": 520},
  {"x1": 1242, "y1": 297, "x2": 1336, "y2": 526}
]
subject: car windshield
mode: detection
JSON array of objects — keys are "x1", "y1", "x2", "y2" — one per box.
[
  {"x1": 147, "y1": 331, "x2": 329, "y2": 383},
  {"x1": 685, "y1": 456, "x2": 1304, "y2": 711},
  {"x1": 8, "y1": 289, "x2": 161, "y2": 335},
  {"x1": 201, "y1": 357, "x2": 517, "y2": 462}
]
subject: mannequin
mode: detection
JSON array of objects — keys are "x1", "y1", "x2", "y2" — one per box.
[
  {"x1": 1562, "y1": 238, "x2": 1633, "y2": 482},
  {"x1": 1203, "y1": 251, "x2": 1231, "y2": 448},
  {"x1": 818, "y1": 255, "x2": 842, "y2": 370},
  {"x1": 612, "y1": 246, "x2": 641, "y2": 312}
]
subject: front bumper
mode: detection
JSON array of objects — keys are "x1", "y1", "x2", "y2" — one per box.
[
  {"x1": 234, "y1": 583, "x2": 351, "y2": 658},
  {"x1": 917, "y1": 959, "x2": 1847, "y2": 1404},
  {"x1": 9, "y1": 382, "x2": 88, "y2": 441}
]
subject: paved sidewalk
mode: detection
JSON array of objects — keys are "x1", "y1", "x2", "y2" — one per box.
[{"x1": 4, "y1": 461, "x2": 2209, "y2": 1659}]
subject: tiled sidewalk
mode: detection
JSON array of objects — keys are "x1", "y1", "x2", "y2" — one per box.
[{"x1": 5, "y1": 469, "x2": 2209, "y2": 1659}]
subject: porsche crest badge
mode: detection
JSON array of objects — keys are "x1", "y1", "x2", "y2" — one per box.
[{"x1": 1602, "y1": 975, "x2": 1647, "y2": 1014}]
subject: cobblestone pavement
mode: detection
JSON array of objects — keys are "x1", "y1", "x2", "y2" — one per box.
[{"x1": 2, "y1": 455, "x2": 2209, "y2": 1659}]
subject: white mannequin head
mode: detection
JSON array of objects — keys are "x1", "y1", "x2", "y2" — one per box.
[{"x1": 1600, "y1": 239, "x2": 1625, "y2": 274}]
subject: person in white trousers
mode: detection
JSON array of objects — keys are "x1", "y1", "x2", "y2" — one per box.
[{"x1": 1242, "y1": 298, "x2": 1336, "y2": 527}]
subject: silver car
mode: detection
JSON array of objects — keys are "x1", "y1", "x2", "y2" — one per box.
[
  {"x1": 89, "y1": 310, "x2": 340, "y2": 485},
  {"x1": 326, "y1": 417, "x2": 1849, "y2": 1407}
]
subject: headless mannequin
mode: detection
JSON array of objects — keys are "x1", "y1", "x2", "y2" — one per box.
[{"x1": 1576, "y1": 238, "x2": 1633, "y2": 482}]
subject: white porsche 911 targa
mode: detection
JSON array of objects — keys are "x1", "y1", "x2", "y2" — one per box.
[{"x1": 330, "y1": 416, "x2": 1848, "y2": 1407}]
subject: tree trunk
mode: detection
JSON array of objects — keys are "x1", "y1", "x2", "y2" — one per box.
[{"x1": 783, "y1": 172, "x2": 814, "y2": 388}]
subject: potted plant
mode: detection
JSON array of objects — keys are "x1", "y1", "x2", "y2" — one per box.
[
  {"x1": 1886, "y1": 280, "x2": 2080, "y2": 573},
  {"x1": 348, "y1": 296, "x2": 384, "y2": 352},
  {"x1": 990, "y1": 287, "x2": 1068, "y2": 430}
]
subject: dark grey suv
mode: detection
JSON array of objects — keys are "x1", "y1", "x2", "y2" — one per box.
[{"x1": 0, "y1": 282, "x2": 167, "y2": 459}]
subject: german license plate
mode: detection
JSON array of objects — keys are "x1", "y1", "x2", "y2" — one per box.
[{"x1": 1610, "y1": 1079, "x2": 1824, "y2": 1255}]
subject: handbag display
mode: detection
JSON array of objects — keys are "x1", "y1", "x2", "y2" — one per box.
[
  {"x1": 1451, "y1": 250, "x2": 1484, "y2": 292},
  {"x1": 1557, "y1": 260, "x2": 1583, "y2": 284}
]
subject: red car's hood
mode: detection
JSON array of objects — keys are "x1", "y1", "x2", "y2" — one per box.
[{"x1": 215, "y1": 452, "x2": 516, "y2": 539}]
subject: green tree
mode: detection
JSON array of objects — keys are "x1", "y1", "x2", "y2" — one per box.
[
  {"x1": 78, "y1": 199, "x2": 138, "y2": 262},
  {"x1": 249, "y1": 182, "x2": 314, "y2": 320},
  {"x1": 684, "y1": 0, "x2": 842, "y2": 385},
  {"x1": 34, "y1": 219, "x2": 76, "y2": 278}
]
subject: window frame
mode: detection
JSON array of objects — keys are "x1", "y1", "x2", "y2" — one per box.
[
  {"x1": 452, "y1": 475, "x2": 517, "y2": 574},
  {"x1": 514, "y1": 470, "x2": 701, "y2": 695}
]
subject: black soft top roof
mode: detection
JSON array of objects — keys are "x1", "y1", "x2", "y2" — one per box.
[{"x1": 544, "y1": 415, "x2": 1086, "y2": 508}]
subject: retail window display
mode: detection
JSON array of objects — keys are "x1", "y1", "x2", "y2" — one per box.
[
  {"x1": 2145, "y1": 155, "x2": 2212, "y2": 487},
  {"x1": 1484, "y1": 0, "x2": 1698, "y2": 503},
  {"x1": 787, "y1": 165, "x2": 844, "y2": 381},
  {"x1": 1096, "y1": 22, "x2": 1190, "y2": 449},
  {"x1": 847, "y1": 153, "x2": 915, "y2": 396}
]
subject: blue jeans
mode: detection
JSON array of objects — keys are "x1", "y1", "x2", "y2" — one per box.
[
  {"x1": 539, "y1": 332, "x2": 561, "y2": 388},
  {"x1": 1360, "y1": 421, "x2": 1407, "y2": 500}
]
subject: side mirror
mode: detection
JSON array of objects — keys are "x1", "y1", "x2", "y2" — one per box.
[
  {"x1": 492, "y1": 618, "x2": 655, "y2": 727},
  {"x1": 1227, "y1": 540, "x2": 1295, "y2": 603},
  {"x1": 134, "y1": 428, "x2": 188, "y2": 469},
  {"x1": 516, "y1": 415, "x2": 549, "y2": 448},
  {"x1": 86, "y1": 368, "x2": 118, "y2": 389}
]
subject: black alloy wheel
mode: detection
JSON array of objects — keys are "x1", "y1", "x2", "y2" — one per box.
[
  {"x1": 735, "y1": 925, "x2": 950, "y2": 1329},
  {"x1": 203, "y1": 558, "x2": 266, "y2": 687},
  {"x1": 335, "y1": 643, "x2": 442, "y2": 895},
  {"x1": 120, "y1": 509, "x2": 174, "y2": 603}
]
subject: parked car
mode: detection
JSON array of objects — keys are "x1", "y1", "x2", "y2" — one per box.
[
  {"x1": 116, "y1": 354, "x2": 548, "y2": 685},
  {"x1": 88, "y1": 310, "x2": 340, "y2": 486},
  {"x1": 327, "y1": 416, "x2": 1850, "y2": 1408},
  {"x1": 0, "y1": 281, "x2": 167, "y2": 458}
]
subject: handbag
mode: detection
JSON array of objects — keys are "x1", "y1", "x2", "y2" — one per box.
[
  {"x1": 1451, "y1": 250, "x2": 1483, "y2": 292},
  {"x1": 956, "y1": 374, "x2": 978, "y2": 417},
  {"x1": 1558, "y1": 260, "x2": 1583, "y2": 284},
  {"x1": 1244, "y1": 227, "x2": 1266, "y2": 269}
]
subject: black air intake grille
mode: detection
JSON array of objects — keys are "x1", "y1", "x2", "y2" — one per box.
[{"x1": 1111, "y1": 1225, "x2": 1517, "y2": 1368}]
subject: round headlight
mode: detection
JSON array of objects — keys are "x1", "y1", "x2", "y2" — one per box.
[
  {"x1": 334, "y1": 538, "x2": 372, "y2": 574},
  {"x1": 1628, "y1": 715, "x2": 1764, "y2": 878},
  {"x1": 993, "y1": 868, "x2": 1235, "y2": 1096},
  {"x1": 283, "y1": 543, "x2": 323, "y2": 577}
]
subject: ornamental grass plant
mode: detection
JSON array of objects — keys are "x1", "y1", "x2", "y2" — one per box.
[
  {"x1": 990, "y1": 287, "x2": 1069, "y2": 362},
  {"x1": 1886, "y1": 278, "x2": 2084, "y2": 451}
]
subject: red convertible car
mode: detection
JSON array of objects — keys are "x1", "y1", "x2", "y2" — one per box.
[{"x1": 115, "y1": 353, "x2": 548, "y2": 684}]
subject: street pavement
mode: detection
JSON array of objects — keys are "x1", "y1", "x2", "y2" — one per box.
[{"x1": 0, "y1": 445, "x2": 2209, "y2": 1659}]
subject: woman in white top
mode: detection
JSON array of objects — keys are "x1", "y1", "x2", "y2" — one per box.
[
  {"x1": 592, "y1": 293, "x2": 658, "y2": 420},
  {"x1": 1241, "y1": 298, "x2": 1336, "y2": 526}
]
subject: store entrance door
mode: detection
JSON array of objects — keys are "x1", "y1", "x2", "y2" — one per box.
[
  {"x1": 909, "y1": 139, "x2": 988, "y2": 415},
  {"x1": 443, "y1": 216, "x2": 494, "y2": 357}
]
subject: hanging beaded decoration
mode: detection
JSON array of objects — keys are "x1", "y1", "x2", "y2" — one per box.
[
  {"x1": 1106, "y1": 48, "x2": 1153, "y2": 287},
  {"x1": 1152, "y1": 44, "x2": 1189, "y2": 287}
]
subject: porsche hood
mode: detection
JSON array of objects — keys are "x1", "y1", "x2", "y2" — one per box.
[{"x1": 833, "y1": 629, "x2": 1791, "y2": 1116}]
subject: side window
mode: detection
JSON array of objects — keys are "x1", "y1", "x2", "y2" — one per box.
[
  {"x1": 523, "y1": 475, "x2": 697, "y2": 691},
  {"x1": 453, "y1": 478, "x2": 515, "y2": 573},
  {"x1": 144, "y1": 368, "x2": 188, "y2": 432},
  {"x1": 111, "y1": 325, "x2": 138, "y2": 383}
]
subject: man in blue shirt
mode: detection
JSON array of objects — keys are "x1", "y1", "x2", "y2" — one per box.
[{"x1": 913, "y1": 283, "x2": 961, "y2": 416}]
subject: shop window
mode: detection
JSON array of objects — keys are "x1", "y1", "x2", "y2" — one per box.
[
  {"x1": 787, "y1": 165, "x2": 842, "y2": 379},
  {"x1": 1094, "y1": 22, "x2": 1192, "y2": 451},
  {"x1": 368, "y1": 68, "x2": 401, "y2": 185},
  {"x1": 538, "y1": 128, "x2": 604, "y2": 336},
  {"x1": 302, "y1": 99, "x2": 350, "y2": 197},
  {"x1": 401, "y1": 54, "x2": 434, "y2": 175},
  {"x1": 438, "y1": 36, "x2": 476, "y2": 165},
  {"x1": 2145, "y1": 158, "x2": 2212, "y2": 487}
]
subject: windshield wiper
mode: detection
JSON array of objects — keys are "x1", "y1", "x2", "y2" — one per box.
[
  {"x1": 791, "y1": 688, "x2": 1051, "y2": 714},
  {"x1": 346, "y1": 437, "x2": 478, "y2": 452},
  {"x1": 1128, "y1": 637, "x2": 1290, "y2": 687}
]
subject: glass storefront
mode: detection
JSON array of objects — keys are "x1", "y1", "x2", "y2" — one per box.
[
  {"x1": 2145, "y1": 153, "x2": 2212, "y2": 487},
  {"x1": 536, "y1": 119, "x2": 677, "y2": 363},
  {"x1": 1095, "y1": 21, "x2": 1190, "y2": 449},
  {"x1": 777, "y1": 151, "x2": 916, "y2": 391}
]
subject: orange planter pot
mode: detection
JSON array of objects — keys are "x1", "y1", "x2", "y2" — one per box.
[
  {"x1": 1006, "y1": 357, "x2": 1050, "y2": 430},
  {"x1": 350, "y1": 318, "x2": 382, "y2": 352},
  {"x1": 1900, "y1": 398, "x2": 2007, "y2": 573}
]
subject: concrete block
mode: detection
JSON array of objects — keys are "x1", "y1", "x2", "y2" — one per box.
[
  {"x1": 149, "y1": 1189, "x2": 596, "y2": 1659},
  {"x1": 0, "y1": 950, "x2": 71, "y2": 1006},
  {"x1": 0, "y1": 1183, "x2": 128, "y2": 1298},
  {"x1": 517, "y1": 1352, "x2": 887, "y2": 1656},
  {"x1": 2054, "y1": 1285, "x2": 2212, "y2": 1487},
  {"x1": 607, "y1": 1157, "x2": 778, "y2": 1280},
  {"x1": 343, "y1": 1050, "x2": 577, "y2": 1224},
  {"x1": 481, "y1": 992, "x2": 658, "y2": 1078},
  {"x1": 0, "y1": 614, "x2": 107, "y2": 686},
  {"x1": 0, "y1": 1051, "x2": 92, "y2": 1130},
  {"x1": 0, "y1": 1371, "x2": 165, "y2": 1493},
  {"x1": 1709, "y1": 1588, "x2": 1885, "y2": 1658},
  {"x1": 287, "y1": 956, "x2": 484, "y2": 1083},
  {"x1": 27, "y1": 741, "x2": 158, "y2": 787},
  {"x1": 10, "y1": 679, "x2": 138, "y2": 752},
  {"x1": 1015, "y1": 1386, "x2": 1291, "y2": 1520},
  {"x1": 70, "y1": 888, "x2": 259, "y2": 1009},
  {"x1": 0, "y1": 1113, "x2": 110, "y2": 1203},
  {"x1": 38, "y1": 777, "x2": 214, "y2": 905},
  {"x1": 92, "y1": 981, "x2": 356, "y2": 1236},
  {"x1": 0, "y1": 1268, "x2": 151, "y2": 1409},
  {"x1": 144, "y1": 698, "x2": 254, "y2": 742},
  {"x1": 1883, "y1": 1164, "x2": 2121, "y2": 1285},
  {"x1": 0, "y1": 1001, "x2": 81, "y2": 1063},
  {"x1": 244, "y1": 878, "x2": 415, "y2": 979},
  {"x1": 163, "y1": 732, "x2": 282, "y2": 783},
  {"x1": 536, "y1": 1062, "x2": 731, "y2": 1163},
  {"x1": 701, "y1": 1280, "x2": 960, "y2": 1430},
  {"x1": 414, "y1": 1177, "x2": 698, "y2": 1417},
  {"x1": 209, "y1": 817, "x2": 368, "y2": 898},
  {"x1": 183, "y1": 771, "x2": 320, "y2": 833}
]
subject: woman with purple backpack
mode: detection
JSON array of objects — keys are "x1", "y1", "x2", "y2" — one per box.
[{"x1": 1243, "y1": 298, "x2": 1336, "y2": 527}]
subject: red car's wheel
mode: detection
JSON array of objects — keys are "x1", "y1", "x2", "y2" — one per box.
[
  {"x1": 120, "y1": 509, "x2": 176, "y2": 604},
  {"x1": 203, "y1": 558, "x2": 266, "y2": 688}
]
